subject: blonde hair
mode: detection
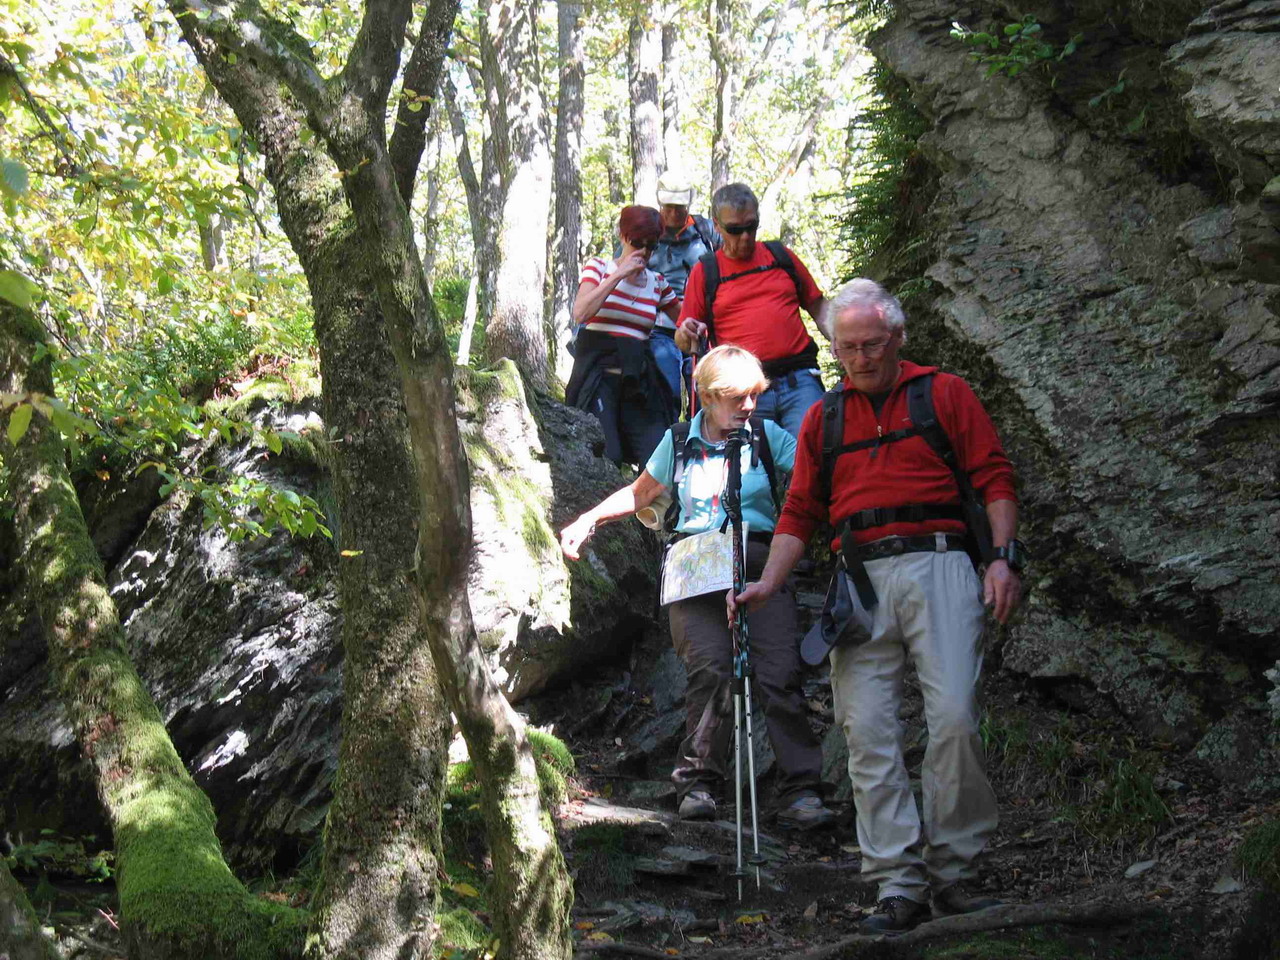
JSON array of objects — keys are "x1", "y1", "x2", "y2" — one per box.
[{"x1": 695, "y1": 345, "x2": 769, "y2": 402}]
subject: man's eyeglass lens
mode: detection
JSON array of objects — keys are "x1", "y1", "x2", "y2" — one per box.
[
  {"x1": 722, "y1": 220, "x2": 759, "y2": 236},
  {"x1": 837, "y1": 340, "x2": 890, "y2": 357}
]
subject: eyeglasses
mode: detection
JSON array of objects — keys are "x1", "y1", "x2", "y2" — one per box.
[
  {"x1": 631, "y1": 240, "x2": 658, "y2": 252},
  {"x1": 833, "y1": 338, "x2": 893, "y2": 358},
  {"x1": 720, "y1": 219, "x2": 759, "y2": 236}
]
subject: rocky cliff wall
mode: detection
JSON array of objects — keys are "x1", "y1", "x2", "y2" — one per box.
[{"x1": 868, "y1": 0, "x2": 1280, "y2": 781}]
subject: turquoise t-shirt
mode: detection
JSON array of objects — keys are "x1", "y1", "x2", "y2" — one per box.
[{"x1": 644, "y1": 412, "x2": 796, "y2": 535}]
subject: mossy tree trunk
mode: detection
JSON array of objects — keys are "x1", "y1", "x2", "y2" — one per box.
[
  {"x1": 0, "y1": 305, "x2": 306, "y2": 959},
  {"x1": 0, "y1": 860, "x2": 61, "y2": 960},
  {"x1": 171, "y1": 6, "x2": 455, "y2": 958},
  {"x1": 167, "y1": 2, "x2": 574, "y2": 959}
]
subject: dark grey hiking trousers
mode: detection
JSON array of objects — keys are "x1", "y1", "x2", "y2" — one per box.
[{"x1": 667, "y1": 539, "x2": 824, "y2": 804}]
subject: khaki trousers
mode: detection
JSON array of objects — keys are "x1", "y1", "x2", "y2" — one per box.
[{"x1": 829, "y1": 546, "x2": 997, "y2": 903}]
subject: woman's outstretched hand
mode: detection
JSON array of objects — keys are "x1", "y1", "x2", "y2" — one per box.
[{"x1": 559, "y1": 517, "x2": 595, "y2": 561}]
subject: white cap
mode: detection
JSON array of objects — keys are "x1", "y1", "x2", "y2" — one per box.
[{"x1": 656, "y1": 172, "x2": 695, "y2": 207}]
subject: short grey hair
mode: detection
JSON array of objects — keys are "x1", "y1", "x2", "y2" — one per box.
[
  {"x1": 711, "y1": 183, "x2": 759, "y2": 221},
  {"x1": 829, "y1": 278, "x2": 907, "y2": 342}
]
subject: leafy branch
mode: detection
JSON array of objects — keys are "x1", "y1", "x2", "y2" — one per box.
[{"x1": 950, "y1": 16, "x2": 1081, "y2": 81}]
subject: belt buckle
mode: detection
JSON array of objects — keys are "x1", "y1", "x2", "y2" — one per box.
[
  {"x1": 888, "y1": 538, "x2": 905, "y2": 556},
  {"x1": 935, "y1": 531, "x2": 947, "y2": 553}
]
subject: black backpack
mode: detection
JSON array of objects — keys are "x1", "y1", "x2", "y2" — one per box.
[
  {"x1": 697, "y1": 240, "x2": 803, "y2": 346},
  {"x1": 662, "y1": 415, "x2": 780, "y2": 534},
  {"x1": 817, "y1": 373, "x2": 994, "y2": 567}
]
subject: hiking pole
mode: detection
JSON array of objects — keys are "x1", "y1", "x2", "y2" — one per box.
[
  {"x1": 688, "y1": 334, "x2": 709, "y2": 421},
  {"x1": 724, "y1": 430, "x2": 763, "y2": 900}
]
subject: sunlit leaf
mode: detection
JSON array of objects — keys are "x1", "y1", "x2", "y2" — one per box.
[
  {"x1": 1, "y1": 158, "x2": 29, "y2": 197},
  {"x1": 0, "y1": 270, "x2": 40, "y2": 308},
  {"x1": 450, "y1": 882, "x2": 480, "y2": 898},
  {"x1": 7, "y1": 403, "x2": 33, "y2": 445}
]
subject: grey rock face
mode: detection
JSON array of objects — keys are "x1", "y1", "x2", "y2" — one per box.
[
  {"x1": 1, "y1": 375, "x2": 660, "y2": 862},
  {"x1": 872, "y1": 1, "x2": 1280, "y2": 776}
]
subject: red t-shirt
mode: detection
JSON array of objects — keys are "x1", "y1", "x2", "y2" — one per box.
[
  {"x1": 776, "y1": 361, "x2": 1017, "y2": 548},
  {"x1": 678, "y1": 243, "x2": 823, "y2": 363}
]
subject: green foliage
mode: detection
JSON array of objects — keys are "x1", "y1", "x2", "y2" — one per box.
[
  {"x1": 1, "y1": 0, "x2": 326, "y2": 547},
  {"x1": 1238, "y1": 818, "x2": 1280, "y2": 893},
  {"x1": 3, "y1": 829, "x2": 113, "y2": 882},
  {"x1": 950, "y1": 16, "x2": 1082, "y2": 81},
  {"x1": 838, "y1": 64, "x2": 934, "y2": 284},
  {"x1": 983, "y1": 714, "x2": 1172, "y2": 842}
]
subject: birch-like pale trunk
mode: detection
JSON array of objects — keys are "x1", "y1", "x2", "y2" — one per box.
[
  {"x1": 552, "y1": 0, "x2": 585, "y2": 384},
  {"x1": 628, "y1": 11, "x2": 663, "y2": 204}
]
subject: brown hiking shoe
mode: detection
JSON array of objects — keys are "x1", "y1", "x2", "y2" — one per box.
[
  {"x1": 776, "y1": 794, "x2": 837, "y2": 831},
  {"x1": 931, "y1": 882, "x2": 1004, "y2": 918},
  {"x1": 678, "y1": 790, "x2": 716, "y2": 821},
  {"x1": 858, "y1": 896, "x2": 928, "y2": 934}
]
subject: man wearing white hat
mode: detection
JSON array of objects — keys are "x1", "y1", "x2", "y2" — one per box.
[{"x1": 648, "y1": 172, "x2": 721, "y2": 410}]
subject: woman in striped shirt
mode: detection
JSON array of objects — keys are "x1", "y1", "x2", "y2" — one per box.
[{"x1": 566, "y1": 206, "x2": 682, "y2": 465}]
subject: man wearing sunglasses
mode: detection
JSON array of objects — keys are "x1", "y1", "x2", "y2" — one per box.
[{"x1": 674, "y1": 182, "x2": 830, "y2": 438}]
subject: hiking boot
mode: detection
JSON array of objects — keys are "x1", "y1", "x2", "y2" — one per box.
[
  {"x1": 678, "y1": 790, "x2": 716, "y2": 821},
  {"x1": 931, "y1": 882, "x2": 1004, "y2": 918},
  {"x1": 776, "y1": 794, "x2": 836, "y2": 831},
  {"x1": 858, "y1": 896, "x2": 928, "y2": 934}
]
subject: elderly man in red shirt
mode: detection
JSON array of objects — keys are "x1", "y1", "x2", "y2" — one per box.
[
  {"x1": 674, "y1": 182, "x2": 829, "y2": 437},
  {"x1": 732, "y1": 279, "x2": 1024, "y2": 934}
]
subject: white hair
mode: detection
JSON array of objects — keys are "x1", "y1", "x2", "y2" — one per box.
[{"x1": 829, "y1": 279, "x2": 907, "y2": 342}]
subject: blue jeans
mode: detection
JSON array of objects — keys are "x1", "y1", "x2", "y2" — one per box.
[
  {"x1": 649, "y1": 333, "x2": 684, "y2": 412},
  {"x1": 754, "y1": 368, "x2": 825, "y2": 438}
]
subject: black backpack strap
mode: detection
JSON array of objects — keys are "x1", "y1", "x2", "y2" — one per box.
[
  {"x1": 748, "y1": 415, "x2": 780, "y2": 518},
  {"x1": 818, "y1": 389, "x2": 844, "y2": 508},
  {"x1": 663, "y1": 422, "x2": 694, "y2": 533},
  {"x1": 906, "y1": 374, "x2": 995, "y2": 564},
  {"x1": 762, "y1": 240, "x2": 803, "y2": 303},
  {"x1": 698, "y1": 251, "x2": 720, "y2": 345}
]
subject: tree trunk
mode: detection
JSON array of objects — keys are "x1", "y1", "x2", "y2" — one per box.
[
  {"x1": 171, "y1": 12, "x2": 457, "y2": 959},
  {"x1": 552, "y1": 0, "x2": 585, "y2": 385},
  {"x1": 444, "y1": 72, "x2": 493, "y2": 325},
  {"x1": 480, "y1": 0, "x2": 554, "y2": 392},
  {"x1": 0, "y1": 860, "x2": 61, "y2": 960},
  {"x1": 168, "y1": 3, "x2": 574, "y2": 958},
  {"x1": 0, "y1": 304, "x2": 305, "y2": 960},
  {"x1": 660, "y1": 12, "x2": 681, "y2": 176},
  {"x1": 458, "y1": 272, "x2": 479, "y2": 365},
  {"x1": 708, "y1": 0, "x2": 735, "y2": 193},
  {"x1": 628, "y1": 12, "x2": 663, "y2": 204}
]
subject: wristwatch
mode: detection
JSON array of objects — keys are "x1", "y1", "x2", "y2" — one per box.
[{"x1": 992, "y1": 539, "x2": 1027, "y2": 573}]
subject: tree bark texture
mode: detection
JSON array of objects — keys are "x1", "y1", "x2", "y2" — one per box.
[
  {"x1": 480, "y1": 0, "x2": 554, "y2": 391},
  {"x1": 170, "y1": 9, "x2": 457, "y2": 958},
  {"x1": 660, "y1": 13, "x2": 681, "y2": 176},
  {"x1": 628, "y1": 12, "x2": 663, "y2": 205},
  {"x1": 0, "y1": 305, "x2": 306, "y2": 960},
  {"x1": 552, "y1": 0, "x2": 585, "y2": 385},
  {"x1": 708, "y1": 0, "x2": 735, "y2": 194},
  {"x1": 0, "y1": 860, "x2": 61, "y2": 960},
  {"x1": 168, "y1": 2, "x2": 574, "y2": 958}
]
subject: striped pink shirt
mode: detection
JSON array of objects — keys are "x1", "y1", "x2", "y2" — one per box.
[{"x1": 579, "y1": 257, "x2": 677, "y2": 340}]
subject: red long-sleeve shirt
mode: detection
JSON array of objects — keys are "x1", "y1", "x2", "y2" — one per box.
[{"x1": 776, "y1": 361, "x2": 1017, "y2": 548}]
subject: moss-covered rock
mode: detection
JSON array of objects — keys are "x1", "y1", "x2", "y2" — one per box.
[{"x1": 455, "y1": 361, "x2": 658, "y2": 702}]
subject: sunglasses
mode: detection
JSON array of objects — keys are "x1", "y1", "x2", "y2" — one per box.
[
  {"x1": 720, "y1": 219, "x2": 759, "y2": 236},
  {"x1": 630, "y1": 240, "x2": 658, "y2": 251}
]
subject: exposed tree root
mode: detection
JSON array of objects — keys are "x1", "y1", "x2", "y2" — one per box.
[{"x1": 706, "y1": 899, "x2": 1161, "y2": 960}]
